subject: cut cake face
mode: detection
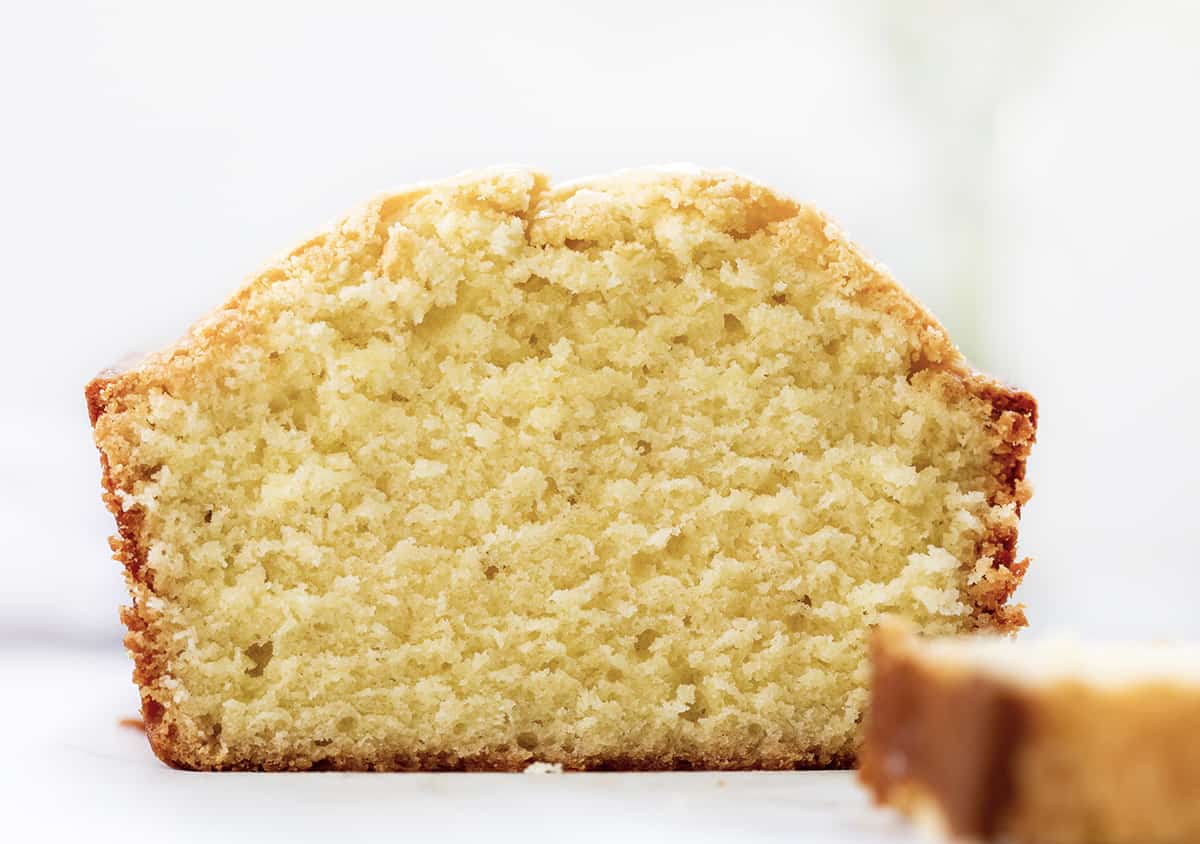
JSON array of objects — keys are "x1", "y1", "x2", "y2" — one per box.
[
  {"x1": 859, "y1": 621, "x2": 1200, "y2": 844},
  {"x1": 87, "y1": 168, "x2": 1036, "y2": 770}
]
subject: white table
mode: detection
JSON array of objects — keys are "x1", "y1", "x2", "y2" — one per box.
[{"x1": 4, "y1": 647, "x2": 922, "y2": 843}]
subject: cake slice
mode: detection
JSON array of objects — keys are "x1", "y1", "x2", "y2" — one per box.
[
  {"x1": 86, "y1": 167, "x2": 1036, "y2": 771},
  {"x1": 860, "y1": 620, "x2": 1200, "y2": 844}
]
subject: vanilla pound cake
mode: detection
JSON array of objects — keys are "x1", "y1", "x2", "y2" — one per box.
[
  {"x1": 860, "y1": 622, "x2": 1200, "y2": 844},
  {"x1": 87, "y1": 167, "x2": 1036, "y2": 771}
]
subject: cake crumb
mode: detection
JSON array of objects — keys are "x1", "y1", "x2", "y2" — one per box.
[
  {"x1": 85, "y1": 167, "x2": 1036, "y2": 771},
  {"x1": 523, "y1": 761, "x2": 564, "y2": 774}
]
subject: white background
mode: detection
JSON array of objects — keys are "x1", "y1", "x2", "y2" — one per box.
[{"x1": 2, "y1": 0, "x2": 1199, "y2": 839}]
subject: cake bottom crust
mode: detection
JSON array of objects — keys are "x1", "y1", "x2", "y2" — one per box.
[{"x1": 149, "y1": 732, "x2": 856, "y2": 772}]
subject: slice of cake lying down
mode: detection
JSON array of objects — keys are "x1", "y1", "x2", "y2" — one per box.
[
  {"x1": 860, "y1": 621, "x2": 1200, "y2": 844},
  {"x1": 86, "y1": 167, "x2": 1036, "y2": 771}
]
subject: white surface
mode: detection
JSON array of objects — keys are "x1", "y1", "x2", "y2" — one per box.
[{"x1": 3, "y1": 646, "x2": 920, "y2": 844}]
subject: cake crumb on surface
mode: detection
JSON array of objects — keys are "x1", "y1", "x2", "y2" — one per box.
[{"x1": 523, "y1": 761, "x2": 564, "y2": 774}]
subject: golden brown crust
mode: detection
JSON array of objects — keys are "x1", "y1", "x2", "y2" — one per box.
[
  {"x1": 88, "y1": 167, "x2": 1035, "y2": 771},
  {"x1": 153, "y1": 745, "x2": 855, "y2": 773},
  {"x1": 965, "y1": 380, "x2": 1036, "y2": 632},
  {"x1": 87, "y1": 377, "x2": 173, "y2": 754}
]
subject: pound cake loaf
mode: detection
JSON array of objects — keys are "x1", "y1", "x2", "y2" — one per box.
[
  {"x1": 860, "y1": 621, "x2": 1200, "y2": 844},
  {"x1": 87, "y1": 167, "x2": 1036, "y2": 771}
]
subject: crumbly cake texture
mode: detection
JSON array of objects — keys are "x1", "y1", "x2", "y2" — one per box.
[
  {"x1": 860, "y1": 621, "x2": 1200, "y2": 844},
  {"x1": 87, "y1": 167, "x2": 1036, "y2": 771}
]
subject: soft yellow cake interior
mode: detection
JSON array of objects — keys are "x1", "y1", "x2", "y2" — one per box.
[{"x1": 91, "y1": 168, "x2": 1032, "y2": 770}]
